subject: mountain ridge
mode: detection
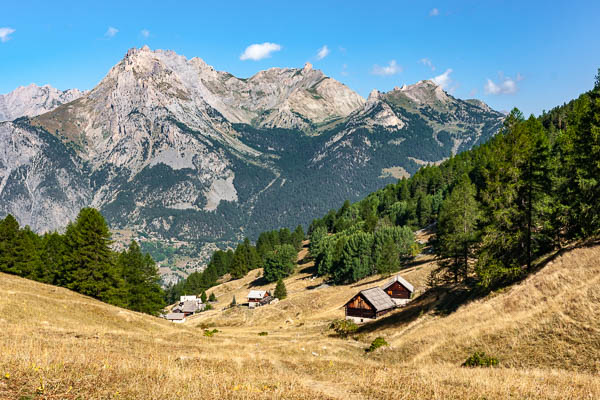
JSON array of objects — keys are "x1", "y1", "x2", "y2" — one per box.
[{"x1": 0, "y1": 47, "x2": 504, "y2": 281}]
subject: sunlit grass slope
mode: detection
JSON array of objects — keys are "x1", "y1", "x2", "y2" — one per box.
[{"x1": 1, "y1": 242, "x2": 599, "y2": 399}]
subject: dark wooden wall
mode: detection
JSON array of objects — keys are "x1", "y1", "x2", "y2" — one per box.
[{"x1": 384, "y1": 281, "x2": 411, "y2": 299}]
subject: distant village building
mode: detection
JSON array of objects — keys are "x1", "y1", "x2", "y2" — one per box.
[
  {"x1": 344, "y1": 287, "x2": 396, "y2": 323},
  {"x1": 166, "y1": 312, "x2": 186, "y2": 323},
  {"x1": 180, "y1": 295, "x2": 198, "y2": 303},
  {"x1": 247, "y1": 290, "x2": 270, "y2": 308},
  {"x1": 172, "y1": 300, "x2": 205, "y2": 316},
  {"x1": 381, "y1": 275, "x2": 414, "y2": 306}
]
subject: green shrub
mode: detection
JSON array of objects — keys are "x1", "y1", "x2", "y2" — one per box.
[
  {"x1": 209, "y1": 292, "x2": 217, "y2": 302},
  {"x1": 462, "y1": 351, "x2": 499, "y2": 367},
  {"x1": 329, "y1": 319, "x2": 358, "y2": 338},
  {"x1": 366, "y1": 337, "x2": 388, "y2": 353},
  {"x1": 258, "y1": 331, "x2": 269, "y2": 336},
  {"x1": 203, "y1": 329, "x2": 219, "y2": 337}
]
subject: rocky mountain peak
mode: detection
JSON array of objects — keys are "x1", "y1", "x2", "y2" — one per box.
[
  {"x1": 367, "y1": 89, "x2": 381, "y2": 104},
  {"x1": 0, "y1": 84, "x2": 86, "y2": 122},
  {"x1": 386, "y1": 79, "x2": 450, "y2": 105}
]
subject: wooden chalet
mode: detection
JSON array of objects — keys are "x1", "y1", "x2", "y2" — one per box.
[
  {"x1": 247, "y1": 290, "x2": 270, "y2": 308},
  {"x1": 381, "y1": 275, "x2": 414, "y2": 305},
  {"x1": 344, "y1": 287, "x2": 396, "y2": 323}
]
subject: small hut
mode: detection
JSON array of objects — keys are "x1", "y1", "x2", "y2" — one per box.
[
  {"x1": 247, "y1": 290, "x2": 270, "y2": 308},
  {"x1": 344, "y1": 287, "x2": 396, "y2": 323},
  {"x1": 381, "y1": 275, "x2": 414, "y2": 306},
  {"x1": 166, "y1": 313, "x2": 186, "y2": 323}
]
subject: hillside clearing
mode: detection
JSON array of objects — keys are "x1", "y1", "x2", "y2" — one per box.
[{"x1": 1, "y1": 243, "x2": 600, "y2": 399}]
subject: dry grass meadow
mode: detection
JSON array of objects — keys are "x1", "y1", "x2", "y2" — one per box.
[{"x1": 1, "y1": 241, "x2": 599, "y2": 399}]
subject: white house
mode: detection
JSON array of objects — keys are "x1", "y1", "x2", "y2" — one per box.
[{"x1": 180, "y1": 295, "x2": 199, "y2": 303}]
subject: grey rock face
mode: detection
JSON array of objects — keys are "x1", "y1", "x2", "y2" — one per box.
[{"x1": 0, "y1": 84, "x2": 85, "y2": 122}]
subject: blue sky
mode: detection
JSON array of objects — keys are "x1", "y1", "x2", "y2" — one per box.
[{"x1": 1, "y1": 1, "x2": 599, "y2": 115}]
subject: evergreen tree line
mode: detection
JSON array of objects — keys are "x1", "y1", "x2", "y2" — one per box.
[
  {"x1": 164, "y1": 225, "x2": 304, "y2": 303},
  {"x1": 309, "y1": 73, "x2": 600, "y2": 290},
  {"x1": 0, "y1": 208, "x2": 165, "y2": 315}
]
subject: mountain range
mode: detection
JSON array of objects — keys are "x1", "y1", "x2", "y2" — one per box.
[{"x1": 0, "y1": 46, "x2": 504, "y2": 282}]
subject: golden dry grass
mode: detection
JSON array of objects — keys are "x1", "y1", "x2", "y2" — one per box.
[{"x1": 1, "y1": 243, "x2": 600, "y2": 399}]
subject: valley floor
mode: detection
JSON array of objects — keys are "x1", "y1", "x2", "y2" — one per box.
[{"x1": 1, "y1": 243, "x2": 599, "y2": 399}]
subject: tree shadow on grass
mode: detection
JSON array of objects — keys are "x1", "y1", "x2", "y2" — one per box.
[
  {"x1": 356, "y1": 285, "x2": 475, "y2": 334},
  {"x1": 350, "y1": 276, "x2": 388, "y2": 288},
  {"x1": 248, "y1": 275, "x2": 270, "y2": 288},
  {"x1": 298, "y1": 264, "x2": 317, "y2": 275}
]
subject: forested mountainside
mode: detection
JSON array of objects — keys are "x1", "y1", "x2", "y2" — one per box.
[
  {"x1": 169, "y1": 72, "x2": 600, "y2": 299},
  {"x1": 0, "y1": 46, "x2": 503, "y2": 280}
]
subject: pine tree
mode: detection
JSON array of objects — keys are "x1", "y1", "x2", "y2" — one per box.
[
  {"x1": 229, "y1": 247, "x2": 249, "y2": 279},
  {"x1": 40, "y1": 232, "x2": 67, "y2": 285},
  {"x1": 376, "y1": 237, "x2": 399, "y2": 277},
  {"x1": 63, "y1": 208, "x2": 122, "y2": 303},
  {"x1": 292, "y1": 225, "x2": 305, "y2": 250},
  {"x1": 230, "y1": 295, "x2": 237, "y2": 306},
  {"x1": 263, "y1": 244, "x2": 297, "y2": 282},
  {"x1": 476, "y1": 110, "x2": 553, "y2": 287},
  {"x1": 209, "y1": 292, "x2": 217, "y2": 302},
  {"x1": 436, "y1": 174, "x2": 481, "y2": 282},
  {"x1": 117, "y1": 241, "x2": 165, "y2": 315},
  {"x1": 0, "y1": 215, "x2": 41, "y2": 277},
  {"x1": 338, "y1": 232, "x2": 374, "y2": 283},
  {"x1": 200, "y1": 291, "x2": 208, "y2": 303},
  {"x1": 274, "y1": 278, "x2": 287, "y2": 300}
]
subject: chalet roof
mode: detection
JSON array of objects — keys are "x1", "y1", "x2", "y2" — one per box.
[
  {"x1": 345, "y1": 287, "x2": 396, "y2": 312},
  {"x1": 166, "y1": 312, "x2": 186, "y2": 320},
  {"x1": 381, "y1": 275, "x2": 414, "y2": 293},
  {"x1": 181, "y1": 301, "x2": 199, "y2": 313},
  {"x1": 248, "y1": 290, "x2": 267, "y2": 299}
]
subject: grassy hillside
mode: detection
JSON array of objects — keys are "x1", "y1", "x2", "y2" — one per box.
[{"x1": 1, "y1": 240, "x2": 599, "y2": 399}]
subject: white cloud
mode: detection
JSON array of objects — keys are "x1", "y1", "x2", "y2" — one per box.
[
  {"x1": 105, "y1": 26, "x2": 118, "y2": 38},
  {"x1": 484, "y1": 73, "x2": 522, "y2": 95},
  {"x1": 141, "y1": 29, "x2": 150, "y2": 38},
  {"x1": 419, "y1": 58, "x2": 435, "y2": 71},
  {"x1": 372, "y1": 60, "x2": 402, "y2": 76},
  {"x1": 432, "y1": 68, "x2": 453, "y2": 88},
  {"x1": 429, "y1": 8, "x2": 440, "y2": 16},
  {"x1": 0, "y1": 27, "x2": 15, "y2": 43},
  {"x1": 240, "y1": 42, "x2": 282, "y2": 61},
  {"x1": 316, "y1": 45, "x2": 330, "y2": 60}
]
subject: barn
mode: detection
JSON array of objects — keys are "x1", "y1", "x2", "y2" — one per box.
[
  {"x1": 381, "y1": 275, "x2": 414, "y2": 306},
  {"x1": 344, "y1": 287, "x2": 396, "y2": 323}
]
